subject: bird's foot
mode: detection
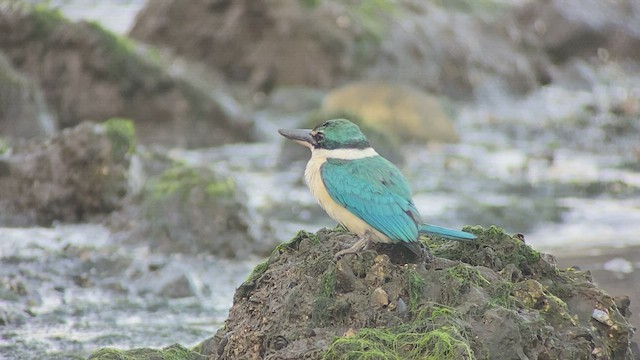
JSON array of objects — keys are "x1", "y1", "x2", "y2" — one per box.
[{"x1": 334, "y1": 233, "x2": 372, "y2": 260}]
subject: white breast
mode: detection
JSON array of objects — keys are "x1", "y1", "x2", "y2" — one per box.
[{"x1": 304, "y1": 147, "x2": 391, "y2": 243}]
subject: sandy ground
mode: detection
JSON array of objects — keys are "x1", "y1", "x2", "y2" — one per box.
[{"x1": 556, "y1": 246, "x2": 640, "y2": 343}]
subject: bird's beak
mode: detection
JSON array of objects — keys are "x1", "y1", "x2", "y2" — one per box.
[{"x1": 278, "y1": 128, "x2": 316, "y2": 147}]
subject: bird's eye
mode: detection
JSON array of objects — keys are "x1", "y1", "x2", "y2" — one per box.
[{"x1": 314, "y1": 132, "x2": 325, "y2": 141}]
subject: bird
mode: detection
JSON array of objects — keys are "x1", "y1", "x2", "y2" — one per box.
[{"x1": 278, "y1": 118, "x2": 476, "y2": 259}]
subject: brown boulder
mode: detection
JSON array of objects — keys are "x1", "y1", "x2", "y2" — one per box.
[
  {"x1": 129, "y1": 0, "x2": 558, "y2": 99},
  {"x1": 129, "y1": 0, "x2": 365, "y2": 91},
  {"x1": 364, "y1": 1, "x2": 552, "y2": 99},
  {"x1": 0, "y1": 119, "x2": 134, "y2": 226},
  {"x1": 0, "y1": 5, "x2": 252, "y2": 147},
  {"x1": 514, "y1": 0, "x2": 640, "y2": 62}
]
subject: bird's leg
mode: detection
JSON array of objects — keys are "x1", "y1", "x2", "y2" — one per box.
[{"x1": 334, "y1": 231, "x2": 372, "y2": 260}]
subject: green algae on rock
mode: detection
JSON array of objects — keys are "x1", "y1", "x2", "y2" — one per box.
[
  {"x1": 145, "y1": 162, "x2": 235, "y2": 201},
  {"x1": 134, "y1": 161, "x2": 257, "y2": 258},
  {"x1": 88, "y1": 344, "x2": 204, "y2": 360},
  {"x1": 202, "y1": 226, "x2": 635, "y2": 359},
  {"x1": 103, "y1": 118, "x2": 136, "y2": 162}
]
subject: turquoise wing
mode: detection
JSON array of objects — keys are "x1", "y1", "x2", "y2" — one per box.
[{"x1": 321, "y1": 156, "x2": 420, "y2": 243}]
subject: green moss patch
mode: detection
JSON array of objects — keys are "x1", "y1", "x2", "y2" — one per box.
[
  {"x1": 428, "y1": 225, "x2": 541, "y2": 274},
  {"x1": 88, "y1": 344, "x2": 204, "y2": 360},
  {"x1": 146, "y1": 162, "x2": 234, "y2": 200},
  {"x1": 84, "y1": 21, "x2": 158, "y2": 89},
  {"x1": 324, "y1": 304, "x2": 473, "y2": 360},
  {"x1": 404, "y1": 268, "x2": 424, "y2": 312},
  {"x1": 103, "y1": 118, "x2": 136, "y2": 160},
  {"x1": 29, "y1": 4, "x2": 69, "y2": 39},
  {"x1": 513, "y1": 279, "x2": 576, "y2": 328}
]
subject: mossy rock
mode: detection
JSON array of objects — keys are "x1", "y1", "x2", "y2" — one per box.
[
  {"x1": 145, "y1": 161, "x2": 235, "y2": 201},
  {"x1": 103, "y1": 118, "x2": 136, "y2": 162},
  {"x1": 322, "y1": 81, "x2": 460, "y2": 144},
  {"x1": 0, "y1": 4, "x2": 252, "y2": 147},
  {"x1": 201, "y1": 226, "x2": 635, "y2": 359},
  {"x1": 134, "y1": 161, "x2": 262, "y2": 258}
]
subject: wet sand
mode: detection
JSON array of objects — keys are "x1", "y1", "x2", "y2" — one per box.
[{"x1": 555, "y1": 246, "x2": 640, "y2": 342}]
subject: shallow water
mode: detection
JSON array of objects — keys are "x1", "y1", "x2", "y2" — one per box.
[
  {"x1": 0, "y1": 225, "x2": 255, "y2": 358},
  {"x1": 2, "y1": 1, "x2": 640, "y2": 358}
]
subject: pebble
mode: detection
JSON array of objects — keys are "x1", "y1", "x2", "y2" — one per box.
[
  {"x1": 396, "y1": 298, "x2": 407, "y2": 313},
  {"x1": 591, "y1": 308, "x2": 614, "y2": 326},
  {"x1": 371, "y1": 287, "x2": 389, "y2": 307}
]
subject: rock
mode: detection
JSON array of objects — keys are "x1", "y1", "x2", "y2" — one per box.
[
  {"x1": 364, "y1": 1, "x2": 552, "y2": 99},
  {"x1": 396, "y1": 297, "x2": 407, "y2": 313},
  {"x1": 0, "y1": 51, "x2": 56, "y2": 139},
  {"x1": 114, "y1": 160, "x2": 276, "y2": 258},
  {"x1": 0, "y1": 119, "x2": 134, "y2": 226},
  {"x1": 0, "y1": 5, "x2": 252, "y2": 147},
  {"x1": 265, "y1": 86, "x2": 325, "y2": 114},
  {"x1": 129, "y1": 0, "x2": 556, "y2": 99},
  {"x1": 322, "y1": 81, "x2": 461, "y2": 144},
  {"x1": 129, "y1": 0, "x2": 373, "y2": 92},
  {"x1": 0, "y1": 276, "x2": 32, "y2": 327},
  {"x1": 514, "y1": 0, "x2": 640, "y2": 62},
  {"x1": 371, "y1": 287, "x2": 389, "y2": 307},
  {"x1": 127, "y1": 261, "x2": 200, "y2": 299},
  {"x1": 201, "y1": 225, "x2": 635, "y2": 359}
]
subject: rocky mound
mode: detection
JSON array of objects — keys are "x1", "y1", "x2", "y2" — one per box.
[
  {"x1": 110, "y1": 159, "x2": 277, "y2": 259},
  {"x1": 201, "y1": 226, "x2": 635, "y2": 359},
  {"x1": 0, "y1": 5, "x2": 252, "y2": 147},
  {"x1": 0, "y1": 119, "x2": 133, "y2": 226}
]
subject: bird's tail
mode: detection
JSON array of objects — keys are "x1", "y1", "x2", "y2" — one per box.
[{"x1": 419, "y1": 224, "x2": 477, "y2": 241}]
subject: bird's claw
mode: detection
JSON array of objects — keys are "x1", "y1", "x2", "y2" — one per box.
[{"x1": 333, "y1": 233, "x2": 371, "y2": 260}]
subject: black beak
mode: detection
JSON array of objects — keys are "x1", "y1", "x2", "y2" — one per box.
[{"x1": 278, "y1": 128, "x2": 316, "y2": 146}]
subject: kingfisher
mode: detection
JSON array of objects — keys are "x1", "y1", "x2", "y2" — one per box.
[{"x1": 279, "y1": 119, "x2": 476, "y2": 259}]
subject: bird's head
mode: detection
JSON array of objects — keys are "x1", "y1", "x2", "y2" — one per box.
[{"x1": 278, "y1": 119, "x2": 370, "y2": 150}]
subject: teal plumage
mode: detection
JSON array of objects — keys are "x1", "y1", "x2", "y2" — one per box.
[
  {"x1": 321, "y1": 156, "x2": 420, "y2": 243},
  {"x1": 419, "y1": 224, "x2": 476, "y2": 240},
  {"x1": 321, "y1": 156, "x2": 477, "y2": 244}
]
